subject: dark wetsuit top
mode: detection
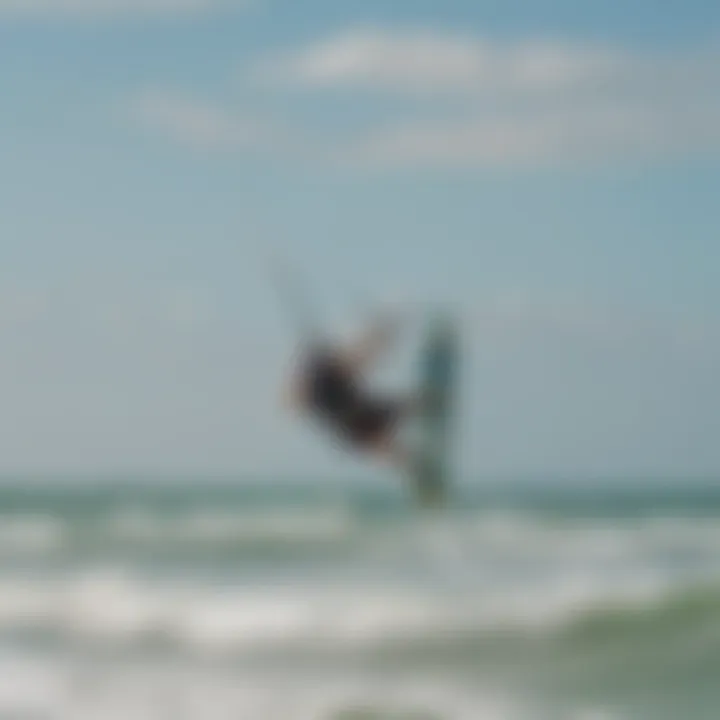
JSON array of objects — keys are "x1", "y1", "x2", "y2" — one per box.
[
  {"x1": 305, "y1": 351, "x2": 359, "y2": 419},
  {"x1": 303, "y1": 348, "x2": 399, "y2": 447}
]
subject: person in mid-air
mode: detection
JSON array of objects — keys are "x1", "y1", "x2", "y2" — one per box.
[{"x1": 285, "y1": 312, "x2": 421, "y2": 470}]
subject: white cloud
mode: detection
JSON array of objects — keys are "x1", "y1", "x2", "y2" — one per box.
[
  {"x1": 344, "y1": 99, "x2": 720, "y2": 170},
  {"x1": 255, "y1": 27, "x2": 628, "y2": 96},
  {"x1": 124, "y1": 28, "x2": 720, "y2": 169},
  {"x1": 129, "y1": 91, "x2": 267, "y2": 151},
  {"x1": 252, "y1": 27, "x2": 720, "y2": 169},
  {"x1": 0, "y1": 0, "x2": 243, "y2": 18}
]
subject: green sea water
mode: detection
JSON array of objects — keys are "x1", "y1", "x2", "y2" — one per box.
[{"x1": 0, "y1": 475, "x2": 718, "y2": 719}]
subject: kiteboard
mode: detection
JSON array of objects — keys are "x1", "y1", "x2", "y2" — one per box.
[{"x1": 410, "y1": 312, "x2": 458, "y2": 507}]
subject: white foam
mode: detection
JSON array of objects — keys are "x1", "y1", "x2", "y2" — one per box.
[
  {"x1": 0, "y1": 560, "x2": 696, "y2": 656},
  {"x1": 0, "y1": 653, "x2": 533, "y2": 720},
  {"x1": 105, "y1": 506, "x2": 355, "y2": 545},
  {"x1": 0, "y1": 653, "x2": 69, "y2": 715},
  {"x1": 0, "y1": 507, "x2": 718, "y2": 659}
]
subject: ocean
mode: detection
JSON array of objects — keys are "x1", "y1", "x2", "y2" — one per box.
[{"x1": 0, "y1": 475, "x2": 719, "y2": 720}]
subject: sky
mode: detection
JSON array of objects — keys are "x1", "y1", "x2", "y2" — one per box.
[{"x1": 0, "y1": 0, "x2": 718, "y2": 479}]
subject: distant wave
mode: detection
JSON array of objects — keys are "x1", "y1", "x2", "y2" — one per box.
[
  {"x1": 2, "y1": 507, "x2": 720, "y2": 568},
  {"x1": 151, "y1": 511, "x2": 720, "y2": 571},
  {"x1": 0, "y1": 506, "x2": 357, "y2": 559}
]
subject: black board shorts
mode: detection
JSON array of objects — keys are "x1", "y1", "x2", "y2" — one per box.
[{"x1": 336, "y1": 399, "x2": 403, "y2": 448}]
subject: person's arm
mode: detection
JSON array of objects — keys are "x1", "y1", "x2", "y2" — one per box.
[{"x1": 341, "y1": 311, "x2": 405, "y2": 373}]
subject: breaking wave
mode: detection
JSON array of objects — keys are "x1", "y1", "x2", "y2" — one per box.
[{"x1": 0, "y1": 565, "x2": 718, "y2": 662}]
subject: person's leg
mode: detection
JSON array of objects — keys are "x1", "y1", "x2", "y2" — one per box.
[
  {"x1": 346, "y1": 399, "x2": 417, "y2": 474},
  {"x1": 369, "y1": 389, "x2": 433, "y2": 426}
]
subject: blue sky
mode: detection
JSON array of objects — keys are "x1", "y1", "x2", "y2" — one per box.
[{"x1": 0, "y1": 0, "x2": 718, "y2": 478}]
